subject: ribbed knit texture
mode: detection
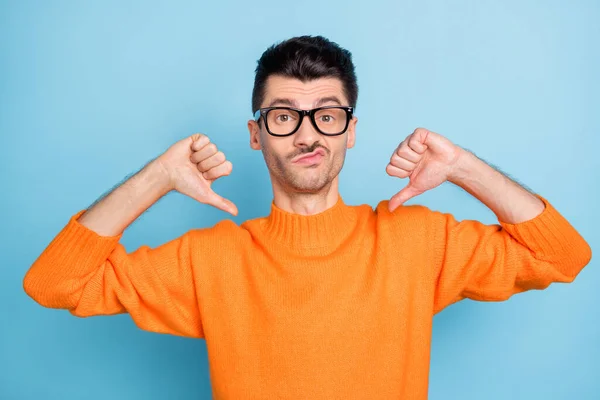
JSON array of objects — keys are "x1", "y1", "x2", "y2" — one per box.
[{"x1": 23, "y1": 195, "x2": 592, "y2": 399}]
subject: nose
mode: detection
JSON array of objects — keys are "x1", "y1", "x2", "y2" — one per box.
[{"x1": 292, "y1": 115, "x2": 320, "y2": 148}]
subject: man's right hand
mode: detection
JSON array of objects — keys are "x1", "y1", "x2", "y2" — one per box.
[{"x1": 156, "y1": 133, "x2": 238, "y2": 216}]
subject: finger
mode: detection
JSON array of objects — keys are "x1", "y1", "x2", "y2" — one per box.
[
  {"x1": 389, "y1": 185, "x2": 421, "y2": 212},
  {"x1": 191, "y1": 142, "x2": 218, "y2": 164},
  {"x1": 389, "y1": 155, "x2": 416, "y2": 173},
  {"x1": 204, "y1": 190, "x2": 239, "y2": 216},
  {"x1": 409, "y1": 129, "x2": 429, "y2": 154},
  {"x1": 197, "y1": 151, "x2": 226, "y2": 172},
  {"x1": 395, "y1": 141, "x2": 421, "y2": 163},
  {"x1": 190, "y1": 134, "x2": 210, "y2": 151},
  {"x1": 203, "y1": 160, "x2": 233, "y2": 181},
  {"x1": 386, "y1": 163, "x2": 410, "y2": 179}
]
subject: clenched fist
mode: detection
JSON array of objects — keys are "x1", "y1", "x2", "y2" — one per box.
[
  {"x1": 157, "y1": 133, "x2": 238, "y2": 216},
  {"x1": 386, "y1": 128, "x2": 464, "y2": 212}
]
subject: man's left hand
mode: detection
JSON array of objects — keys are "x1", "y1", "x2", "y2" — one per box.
[{"x1": 386, "y1": 128, "x2": 463, "y2": 212}]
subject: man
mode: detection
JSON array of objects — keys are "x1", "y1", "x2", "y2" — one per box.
[{"x1": 23, "y1": 35, "x2": 592, "y2": 399}]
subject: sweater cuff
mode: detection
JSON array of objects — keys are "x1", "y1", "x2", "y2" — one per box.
[
  {"x1": 499, "y1": 195, "x2": 591, "y2": 262},
  {"x1": 44, "y1": 210, "x2": 124, "y2": 279}
]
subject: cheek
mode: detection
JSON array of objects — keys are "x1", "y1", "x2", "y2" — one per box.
[
  {"x1": 329, "y1": 139, "x2": 348, "y2": 158},
  {"x1": 261, "y1": 137, "x2": 292, "y2": 166},
  {"x1": 265, "y1": 137, "x2": 293, "y2": 156}
]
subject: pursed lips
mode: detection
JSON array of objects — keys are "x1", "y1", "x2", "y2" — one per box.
[{"x1": 291, "y1": 148, "x2": 327, "y2": 163}]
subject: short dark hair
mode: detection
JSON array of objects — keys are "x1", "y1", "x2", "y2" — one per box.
[{"x1": 251, "y1": 35, "x2": 358, "y2": 114}]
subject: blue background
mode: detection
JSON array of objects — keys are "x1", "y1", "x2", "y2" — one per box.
[{"x1": 1, "y1": 1, "x2": 598, "y2": 399}]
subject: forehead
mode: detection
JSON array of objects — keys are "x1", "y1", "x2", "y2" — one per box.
[{"x1": 262, "y1": 75, "x2": 347, "y2": 108}]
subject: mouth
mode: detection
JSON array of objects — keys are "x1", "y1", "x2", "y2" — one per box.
[{"x1": 291, "y1": 148, "x2": 326, "y2": 165}]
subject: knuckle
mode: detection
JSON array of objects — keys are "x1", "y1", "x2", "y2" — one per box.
[
  {"x1": 199, "y1": 158, "x2": 211, "y2": 169},
  {"x1": 192, "y1": 134, "x2": 209, "y2": 148},
  {"x1": 397, "y1": 141, "x2": 409, "y2": 153},
  {"x1": 205, "y1": 167, "x2": 217, "y2": 177}
]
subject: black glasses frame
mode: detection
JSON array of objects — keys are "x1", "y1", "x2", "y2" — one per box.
[{"x1": 253, "y1": 105, "x2": 354, "y2": 137}]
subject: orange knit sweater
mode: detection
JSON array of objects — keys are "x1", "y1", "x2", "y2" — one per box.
[{"x1": 23, "y1": 195, "x2": 592, "y2": 399}]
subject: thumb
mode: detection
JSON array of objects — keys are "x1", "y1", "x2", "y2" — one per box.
[
  {"x1": 203, "y1": 190, "x2": 239, "y2": 216},
  {"x1": 388, "y1": 184, "x2": 421, "y2": 212}
]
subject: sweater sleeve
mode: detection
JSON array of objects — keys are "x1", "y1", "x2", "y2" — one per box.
[
  {"x1": 23, "y1": 210, "x2": 205, "y2": 338},
  {"x1": 430, "y1": 195, "x2": 592, "y2": 314}
]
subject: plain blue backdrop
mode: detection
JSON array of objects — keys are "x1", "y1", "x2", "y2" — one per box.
[{"x1": 1, "y1": 1, "x2": 598, "y2": 399}]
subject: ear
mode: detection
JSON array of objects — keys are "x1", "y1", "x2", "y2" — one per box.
[
  {"x1": 248, "y1": 120, "x2": 262, "y2": 150},
  {"x1": 346, "y1": 116, "x2": 358, "y2": 149}
]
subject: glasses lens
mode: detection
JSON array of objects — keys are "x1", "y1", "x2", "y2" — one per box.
[
  {"x1": 314, "y1": 108, "x2": 348, "y2": 135},
  {"x1": 266, "y1": 108, "x2": 301, "y2": 135}
]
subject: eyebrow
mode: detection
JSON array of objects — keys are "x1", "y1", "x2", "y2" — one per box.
[{"x1": 267, "y1": 96, "x2": 343, "y2": 108}]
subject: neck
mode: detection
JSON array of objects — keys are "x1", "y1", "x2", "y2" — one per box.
[
  {"x1": 259, "y1": 177, "x2": 358, "y2": 253},
  {"x1": 271, "y1": 177, "x2": 340, "y2": 215}
]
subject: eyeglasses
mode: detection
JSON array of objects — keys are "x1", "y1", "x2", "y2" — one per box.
[{"x1": 253, "y1": 106, "x2": 354, "y2": 137}]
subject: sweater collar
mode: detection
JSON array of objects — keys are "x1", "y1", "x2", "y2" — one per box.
[{"x1": 261, "y1": 196, "x2": 359, "y2": 252}]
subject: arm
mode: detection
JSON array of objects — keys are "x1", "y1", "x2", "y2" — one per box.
[
  {"x1": 22, "y1": 160, "x2": 206, "y2": 337},
  {"x1": 448, "y1": 149, "x2": 545, "y2": 224},
  {"x1": 23, "y1": 134, "x2": 236, "y2": 338},
  {"x1": 386, "y1": 128, "x2": 592, "y2": 313},
  {"x1": 76, "y1": 158, "x2": 172, "y2": 237},
  {"x1": 429, "y1": 193, "x2": 591, "y2": 313},
  {"x1": 432, "y1": 150, "x2": 590, "y2": 312}
]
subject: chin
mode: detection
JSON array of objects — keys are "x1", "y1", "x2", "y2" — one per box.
[{"x1": 289, "y1": 173, "x2": 332, "y2": 193}]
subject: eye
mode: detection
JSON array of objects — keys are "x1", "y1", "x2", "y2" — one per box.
[
  {"x1": 270, "y1": 110, "x2": 297, "y2": 124},
  {"x1": 319, "y1": 114, "x2": 335, "y2": 123}
]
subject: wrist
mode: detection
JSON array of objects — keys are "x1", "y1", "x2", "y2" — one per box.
[
  {"x1": 447, "y1": 148, "x2": 477, "y2": 185},
  {"x1": 146, "y1": 159, "x2": 174, "y2": 194}
]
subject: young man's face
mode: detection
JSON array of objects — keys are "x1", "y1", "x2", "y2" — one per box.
[{"x1": 247, "y1": 75, "x2": 357, "y2": 194}]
